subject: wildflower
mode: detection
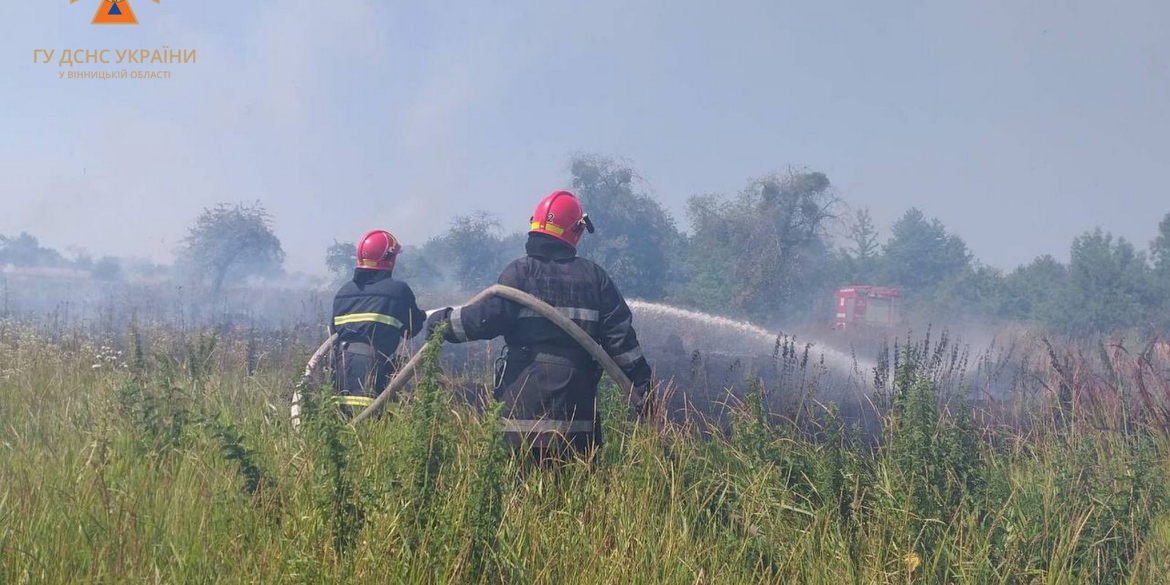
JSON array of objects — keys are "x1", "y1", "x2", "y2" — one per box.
[{"x1": 904, "y1": 551, "x2": 921, "y2": 573}]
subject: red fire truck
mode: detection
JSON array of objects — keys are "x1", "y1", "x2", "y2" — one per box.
[{"x1": 834, "y1": 286, "x2": 902, "y2": 330}]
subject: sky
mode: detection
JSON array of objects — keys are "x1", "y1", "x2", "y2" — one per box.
[{"x1": 3, "y1": 0, "x2": 1168, "y2": 275}]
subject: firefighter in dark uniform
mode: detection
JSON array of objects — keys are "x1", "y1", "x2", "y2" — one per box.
[
  {"x1": 330, "y1": 229, "x2": 427, "y2": 417},
  {"x1": 426, "y1": 190, "x2": 654, "y2": 463}
]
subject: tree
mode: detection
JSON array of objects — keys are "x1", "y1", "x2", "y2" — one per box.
[
  {"x1": 680, "y1": 169, "x2": 839, "y2": 320},
  {"x1": 729, "y1": 170, "x2": 838, "y2": 318},
  {"x1": 1152, "y1": 212, "x2": 1170, "y2": 276},
  {"x1": 0, "y1": 232, "x2": 66, "y2": 268},
  {"x1": 393, "y1": 245, "x2": 443, "y2": 290},
  {"x1": 325, "y1": 240, "x2": 356, "y2": 281},
  {"x1": 427, "y1": 214, "x2": 513, "y2": 291},
  {"x1": 1000, "y1": 255, "x2": 1069, "y2": 325},
  {"x1": 177, "y1": 202, "x2": 285, "y2": 292},
  {"x1": 1060, "y1": 229, "x2": 1154, "y2": 334},
  {"x1": 68, "y1": 247, "x2": 94, "y2": 272},
  {"x1": 570, "y1": 155, "x2": 679, "y2": 300},
  {"x1": 840, "y1": 208, "x2": 883, "y2": 284},
  {"x1": 845, "y1": 208, "x2": 880, "y2": 260},
  {"x1": 883, "y1": 208, "x2": 971, "y2": 294},
  {"x1": 1151, "y1": 212, "x2": 1170, "y2": 329},
  {"x1": 678, "y1": 194, "x2": 737, "y2": 311},
  {"x1": 91, "y1": 256, "x2": 123, "y2": 281},
  {"x1": 124, "y1": 257, "x2": 169, "y2": 280},
  {"x1": 918, "y1": 264, "x2": 1008, "y2": 325}
]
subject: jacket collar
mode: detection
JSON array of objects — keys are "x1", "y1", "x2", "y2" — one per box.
[
  {"x1": 525, "y1": 233, "x2": 577, "y2": 261},
  {"x1": 352, "y1": 267, "x2": 393, "y2": 285}
]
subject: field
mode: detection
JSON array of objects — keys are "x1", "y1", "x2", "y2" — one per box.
[{"x1": 3, "y1": 316, "x2": 1170, "y2": 584}]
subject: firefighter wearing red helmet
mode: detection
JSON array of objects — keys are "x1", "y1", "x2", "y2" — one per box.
[
  {"x1": 329, "y1": 229, "x2": 427, "y2": 417},
  {"x1": 426, "y1": 190, "x2": 654, "y2": 463}
]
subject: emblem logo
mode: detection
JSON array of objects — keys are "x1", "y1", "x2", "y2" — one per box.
[{"x1": 72, "y1": 0, "x2": 161, "y2": 26}]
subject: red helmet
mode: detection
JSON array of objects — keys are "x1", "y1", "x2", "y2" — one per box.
[
  {"x1": 356, "y1": 229, "x2": 402, "y2": 271},
  {"x1": 529, "y1": 190, "x2": 594, "y2": 247}
]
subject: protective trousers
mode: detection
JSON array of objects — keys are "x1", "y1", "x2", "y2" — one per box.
[
  {"x1": 333, "y1": 342, "x2": 394, "y2": 418},
  {"x1": 497, "y1": 348, "x2": 603, "y2": 465}
]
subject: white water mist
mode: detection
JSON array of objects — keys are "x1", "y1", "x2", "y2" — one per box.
[{"x1": 627, "y1": 299, "x2": 872, "y2": 374}]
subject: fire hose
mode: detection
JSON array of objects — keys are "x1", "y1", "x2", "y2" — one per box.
[{"x1": 292, "y1": 284, "x2": 634, "y2": 427}]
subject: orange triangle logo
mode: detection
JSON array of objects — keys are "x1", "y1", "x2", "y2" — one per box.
[{"x1": 91, "y1": 0, "x2": 138, "y2": 25}]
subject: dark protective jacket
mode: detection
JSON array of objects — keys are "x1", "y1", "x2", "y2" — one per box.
[
  {"x1": 441, "y1": 233, "x2": 652, "y2": 457},
  {"x1": 330, "y1": 268, "x2": 426, "y2": 414}
]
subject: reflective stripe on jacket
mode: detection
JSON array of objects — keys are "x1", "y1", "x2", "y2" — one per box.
[
  {"x1": 331, "y1": 268, "x2": 426, "y2": 357},
  {"x1": 443, "y1": 233, "x2": 651, "y2": 386}
]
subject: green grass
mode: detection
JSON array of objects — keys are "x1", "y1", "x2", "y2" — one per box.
[{"x1": 2, "y1": 322, "x2": 1169, "y2": 584}]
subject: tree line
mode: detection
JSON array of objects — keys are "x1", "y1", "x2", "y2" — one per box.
[
  {"x1": 7, "y1": 156, "x2": 1167, "y2": 335},
  {"x1": 327, "y1": 155, "x2": 1170, "y2": 336},
  {"x1": 0, "y1": 232, "x2": 126, "y2": 280}
]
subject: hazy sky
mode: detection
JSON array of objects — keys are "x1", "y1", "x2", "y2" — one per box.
[{"x1": 4, "y1": 1, "x2": 1168, "y2": 274}]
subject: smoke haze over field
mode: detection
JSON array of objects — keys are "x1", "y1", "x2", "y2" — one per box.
[{"x1": 3, "y1": 1, "x2": 1169, "y2": 274}]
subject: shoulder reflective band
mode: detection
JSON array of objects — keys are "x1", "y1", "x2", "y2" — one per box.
[
  {"x1": 500, "y1": 418, "x2": 594, "y2": 434},
  {"x1": 612, "y1": 345, "x2": 644, "y2": 367},
  {"x1": 449, "y1": 306, "x2": 469, "y2": 341},
  {"x1": 334, "y1": 395, "x2": 375, "y2": 408},
  {"x1": 333, "y1": 312, "x2": 404, "y2": 329},
  {"x1": 518, "y1": 306, "x2": 600, "y2": 322},
  {"x1": 530, "y1": 221, "x2": 565, "y2": 235}
]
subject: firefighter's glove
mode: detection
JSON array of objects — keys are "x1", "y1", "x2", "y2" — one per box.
[
  {"x1": 633, "y1": 381, "x2": 656, "y2": 421},
  {"x1": 424, "y1": 307, "x2": 453, "y2": 342}
]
